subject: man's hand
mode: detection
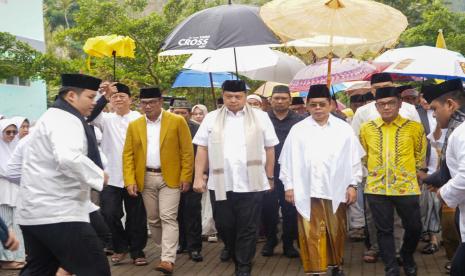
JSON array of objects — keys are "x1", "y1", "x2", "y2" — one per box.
[
  {"x1": 180, "y1": 181, "x2": 191, "y2": 193},
  {"x1": 427, "y1": 184, "x2": 438, "y2": 193},
  {"x1": 103, "y1": 172, "x2": 109, "y2": 186},
  {"x1": 417, "y1": 171, "x2": 428, "y2": 183},
  {"x1": 346, "y1": 186, "x2": 357, "y2": 205},
  {"x1": 99, "y1": 81, "x2": 118, "y2": 100},
  {"x1": 126, "y1": 184, "x2": 138, "y2": 197},
  {"x1": 285, "y1": 189, "x2": 295, "y2": 205},
  {"x1": 5, "y1": 230, "x2": 19, "y2": 251},
  {"x1": 437, "y1": 188, "x2": 445, "y2": 205},
  {"x1": 193, "y1": 177, "x2": 206, "y2": 193},
  {"x1": 267, "y1": 179, "x2": 275, "y2": 192}
]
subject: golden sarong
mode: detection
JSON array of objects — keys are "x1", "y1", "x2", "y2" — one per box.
[{"x1": 298, "y1": 198, "x2": 346, "y2": 274}]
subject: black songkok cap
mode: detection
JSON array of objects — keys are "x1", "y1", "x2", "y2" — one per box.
[
  {"x1": 115, "y1": 83, "x2": 130, "y2": 96},
  {"x1": 443, "y1": 78, "x2": 464, "y2": 93},
  {"x1": 370, "y1": 73, "x2": 393, "y2": 85},
  {"x1": 172, "y1": 99, "x2": 192, "y2": 110},
  {"x1": 363, "y1": 92, "x2": 375, "y2": 102},
  {"x1": 350, "y1": 94, "x2": 365, "y2": 103},
  {"x1": 375, "y1": 86, "x2": 399, "y2": 100},
  {"x1": 216, "y1": 98, "x2": 224, "y2": 105},
  {"x1": 61, "y1": 73, "x2": 101, "y2": 91},
  {"x1": 272, "y1": 85, "x2": 290, "y2": 94},
  {"x1": 397, "y1": 85, "x2": 414, "y2": 93},
  {"x1": 307, "y1": 84, "x2": 331, "y2": 100},
  {"x1": 140, "y1": 87, "x2": 162, "y2": 99},
  {"x1": 291, "y1": 97, "x2": 305, "y2": 105},
  {"x1": 222, "y1": 80, "x2": 246, "y2": 92},
  {"x1": 421, "y1": 84, "x2": 440, "y2": 104}
]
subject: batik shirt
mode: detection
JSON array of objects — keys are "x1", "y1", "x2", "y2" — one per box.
[{"x1": 360, "y1": 115, "x2": 426, "y2": 196}]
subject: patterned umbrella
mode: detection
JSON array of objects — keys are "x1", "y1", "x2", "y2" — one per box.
[{"x1": 289, "y1": 58, "x2": 376, "y2": 92}]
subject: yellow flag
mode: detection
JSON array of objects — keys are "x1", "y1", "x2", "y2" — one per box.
[{"x1": 436, "y1": 29, "x2": 447, "y2": 49}]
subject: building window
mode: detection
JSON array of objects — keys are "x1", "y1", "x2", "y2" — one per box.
[{"x1": 1, "y1": 77, "x2": 31, "y2": 86}]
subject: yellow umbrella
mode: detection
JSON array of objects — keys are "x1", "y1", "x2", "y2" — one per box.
[
  {"x1": 83, "y1": 35, "x2": 136, "y2": 79},
  {"x1": 254, "y1": 81, "x2": 288, "y2": 97},
  {"x1": 260, "y1": 0, "x2": 408, "y2": 86}
]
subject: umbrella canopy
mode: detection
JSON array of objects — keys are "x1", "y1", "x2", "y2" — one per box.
[
  {"x1": 253, "y1": 81, "x2": 288, "y2": 97},
  {"x1": 241, "y1": 50, "x2": 306, "y2": 83},
  {"x1": 182, "y1": 46, "x2": 279, "y2": 73},
  {"x1": 290, "y1": 58, "x2": 377, "y2": 92},
  {"x1": 172, "y1": 70, "x2": 238, "y2": 88},
  {"x1": 160, "y1": 4, "x2": 280, "y2": 56},
  {"x1": 375, "y1": 46, "x2": 465, "y2": 80},
  {"x1": 83, "y1": 35, "x2": 135, "y2": 58},
  {"x1": 291, "y1": 83, "x2": 347, "y2": 97},
  {"x1": 260, "y1": 0, "x2": 407, "y2": 58}
]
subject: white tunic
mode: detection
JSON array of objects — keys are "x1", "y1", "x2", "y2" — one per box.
[
  {"x1": 193, "y1": 108, "x2": 279, "y2": 193},
  {"x1": 146, "y1": 112, "x2": 162, "y2": 169},
  {"x1": 279, "y1": 115, "x2": 365, "y2": 221},
  {"x1": 0, "y1": 119, "x2": 19, "y2": 207},
  {"x1": 16, "y1": 108, "x2": 104, "y2": 225},
  {"x1": 351, "y1": 101, "x2": 421, "y2": 135},
  {"x1": 439, "y1": 122, "x2": 465, "y2": 241},
  {"x1": 92, "y1": 110, "x2": 141, "y2": 188}
]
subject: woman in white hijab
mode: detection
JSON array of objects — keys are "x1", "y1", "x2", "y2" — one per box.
[
  {"x1": 191, "y1": 104, "x2": 208, "y2": 124},
  {"x1": 0, "y1": 119, "x2": 25, "y2": 269},
  {"x1": 10, "y1": 117, "x2": 30, "y2": 140}
]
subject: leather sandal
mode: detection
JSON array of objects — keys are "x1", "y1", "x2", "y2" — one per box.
[
  {"x1": 111, "y1": 252, "x2": 127, "y2": 265},
  {"x1": 133, "y1": 257, "x2": 148, "y2": 266}
]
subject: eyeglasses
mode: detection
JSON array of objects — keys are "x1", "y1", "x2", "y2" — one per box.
[
  {"x1": 4, "y1": 130, "x2": 18, "y2": 136},
  {"x1": 375, "y1": 100, "x2": 398, "y2": 108},
  {"x1": 140, "y1": 99, "x2": 160, "y2": 106},
  {"x1": 308, "y1": 102, "x2": 329, "y2": 108}
]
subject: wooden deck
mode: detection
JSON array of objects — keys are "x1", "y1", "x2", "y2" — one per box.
[{"x1": 0, "y1": 238, "x2": 450, "y2": 275}]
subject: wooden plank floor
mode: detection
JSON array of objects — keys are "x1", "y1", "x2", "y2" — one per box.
[{"x1": 0, "y1": 238, "x2": 450, "y2": 275}]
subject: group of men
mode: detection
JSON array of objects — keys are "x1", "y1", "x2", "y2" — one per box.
[{"x1": 5, "y1": 71, "x2": 465, "y2": 276}]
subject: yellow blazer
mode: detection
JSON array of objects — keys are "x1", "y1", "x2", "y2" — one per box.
[{"x1": 123, "y1": 110, "x2": 194, "y2": 191}]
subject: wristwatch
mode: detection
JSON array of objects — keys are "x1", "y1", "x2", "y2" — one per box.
[
  {"x1": 348, "y1": 184, "x2": 358, "y2": 191},
  {"x1": 267, "y1": 176, "x2": 274, "y2": 181}
]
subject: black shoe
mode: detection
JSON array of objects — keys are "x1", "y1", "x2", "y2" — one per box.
[
  {"x1": 176, "y1": 245, "x2": 186, "y2": 254},
  {"x1": 189, "y1": 250, "x2": 203, "y2": 262},
  {"x1": 403, "y1": 264, "x2": 418, "y2": 276},
  {"x1": 396, "y1": 256, "x2": 403, "y2": 266},
  {"x1": 235, "y1": 272, "x2": 250, "y2": 276},
  {"x1": 331, "y1": 267, "x2": 345, "y2": 276},
  {"x1": 283, "y1": 244, "x2": 299, "y2": 258},
  {"x1": 220, "y1": 248, "x2": 231, "y2": 262},
  {"x1": 261, "y1": 239, "x2": 277, "y2": 257},
  {"x1": 421, "y1": 243, "x2": 439, "y2": 254}
]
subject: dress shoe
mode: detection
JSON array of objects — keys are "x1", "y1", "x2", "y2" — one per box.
[
  {"x1": 331, "y1": 267, "x2": 345, "y2": 276},
  {"x1": 235, "y1": 272, "x2": 251, "y2": 276},
  {"x1": 220, "y1": 247, "x2": 231, "y2": 262},
  {"x1": 155, "y1": 261, "x2": 174, "y2": 275},
  {"x1": 189, "y1": 251, "x2": 203, "y2": 262},
  {"x1": 176, "y1": 245, "x2": 186, "y2": 254},
  {"x1": 283, "y1": 244, "x2": 299, "y2": 258},
  {"x1": 403, "y1": 263, "x2": 417, "y2": 276},
  {"x1": 261, "y1": 239, "x2": 277, "y2": 257}
]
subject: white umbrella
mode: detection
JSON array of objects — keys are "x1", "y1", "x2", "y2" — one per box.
[
  {"x1": 375, "y1": 46, "x2": 465, "y2": 80},
  {"x1": 240, "y1": 50, "x2": 306, "y2": 83},
  {"x1": 183, "y1": 45, "x2": 279, "y2": 73}
]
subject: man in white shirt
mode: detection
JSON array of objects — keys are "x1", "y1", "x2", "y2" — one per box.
[
  {"x1": 87, "y1": 82, "x2": 148, "y2": 265},
  {"x1": 279, "y1": 84, "x2": 364, "y2": 275},
  {"x1": 17, "y1": 74, "x2": 110, "y2": 276},
  {"x1": 423, "y1": 79, "x2": 465, "y2": 276},
  {"x1": 193, "y1": 80, "x2": 279, "y2": 276}
]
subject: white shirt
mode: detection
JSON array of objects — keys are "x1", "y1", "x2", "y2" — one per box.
[
  {"x1": 92, "y1": 110, "x2": 141, "y2": 188},
  {"x1": 279, "y1": 115, "x2": 365, "y2": 221},
  {"x1": 439, "y1": 122, "x2": 465, "y2": 241},
  {"x1": 193, "y1": 107, "x2": 279, "y2": 193},
  {"x1": 425, "y1": 109, "x2": 446, "y2": 174},
  {"x1": 351, "y1": 101, "x2": 421, "y2": 135},
  {"x1": 17, "y1": 108, "x2": 104, "y2": 225},
  {"x1": 146, "y1": 111, "x2": 163, "y2": 169}
]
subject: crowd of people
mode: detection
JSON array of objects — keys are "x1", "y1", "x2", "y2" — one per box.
[{"x1": 0, "y1": 72, "x2": 465, "y2": 276}]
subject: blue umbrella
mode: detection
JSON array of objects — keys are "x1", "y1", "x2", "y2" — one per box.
[{"x1": 172, "y1": 70, "x2": 237, "y2": 88}]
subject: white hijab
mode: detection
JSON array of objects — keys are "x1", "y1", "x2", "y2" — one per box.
[{"x1": 0, "y1": 119, "x2": 18, "y2": 173}]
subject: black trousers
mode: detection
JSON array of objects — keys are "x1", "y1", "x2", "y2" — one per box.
[
  {"x1": 20, "y1": 222, "x2": 110, "y2": 276},
  {"x1": 451, "y1": 242, "x2": 465, "y2": 276},
  {"x1": 89, "y1": 210, "x2": 112, "y2": 249},
  {"x1": 261, "y1": 179, "x2": 297, "y2": 245},
  {"x1": 210, "y1": 191, "x2": 264, "y2": 273},
  {"x1": 178, "y1": 189, "x2": 202, "y2": 252},
  {"x1": 366, "y1": 194, "x2": 422, "y2": 275},
  {"x1": 100, "y1": 185, "x2": 147, "y2": 258}
]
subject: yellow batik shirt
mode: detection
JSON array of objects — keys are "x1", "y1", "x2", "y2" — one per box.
[{"x1": 359, "y1": 116, "x2": 427, "y2": 196}]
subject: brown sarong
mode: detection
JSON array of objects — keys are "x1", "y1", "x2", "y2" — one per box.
[{"x1": 298, "y1": 198, "x2": 346, "y2": 274}]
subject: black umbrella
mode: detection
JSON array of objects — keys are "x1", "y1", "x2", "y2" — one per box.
[{"x1": 160, "y1": 4, "x2": 281, "y2": 75}]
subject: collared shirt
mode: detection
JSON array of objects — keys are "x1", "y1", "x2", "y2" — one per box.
[
  {"x1": 146, "y1": 111, "x2": 163, "y2": 169},
  {"x1": 17, "y1": 108, "x2": 104, "y2": 225},
  {"x1": 279, "y1": 115, "x2": 364, "y2": 220},
  {"x1": 267, "y1": 110, "x2": 304, "y2": 159},
  {"x1": 92, "y1": 110, "x2": 141, "y2": 188},
  {"x1": 352, "y1": 101, "x2": 421, "y2": 135},
  {"x1": 440, "y1": 122, "x2": 465, "y2": 240},
  {"x1": 193, "y1": 107, "x2": 279, "y2": 193},
  {"x1": 360, "y1": 115, "x2": 427, "y2": 196}
]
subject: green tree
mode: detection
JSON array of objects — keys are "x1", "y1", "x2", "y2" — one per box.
[{"x1": 0, "y1": 32, "x2": 40, "y2": 80}]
